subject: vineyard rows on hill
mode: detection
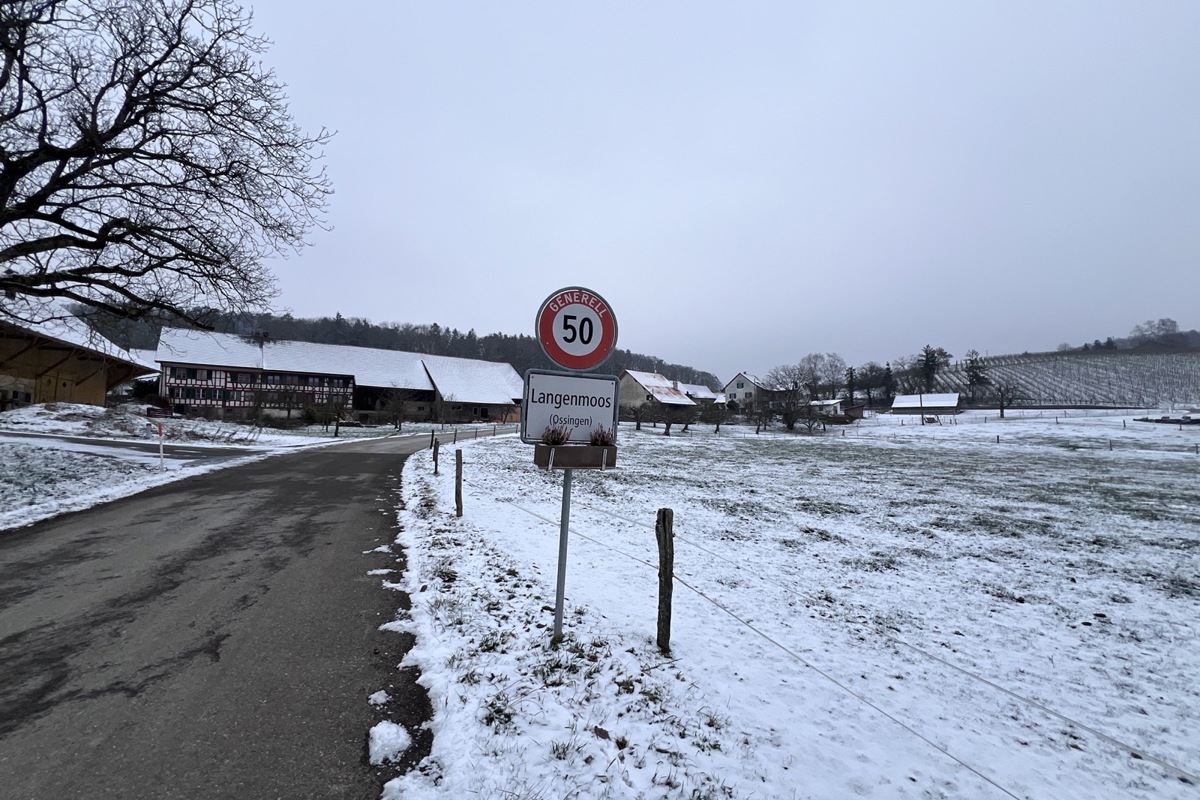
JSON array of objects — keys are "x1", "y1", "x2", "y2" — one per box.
[{"x1": 936, "y1": 350, "x2": 1200, "y2": 407}]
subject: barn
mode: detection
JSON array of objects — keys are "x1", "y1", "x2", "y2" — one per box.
[
  {"x1": 155, "y1": 328, "x2": 523, "y2": 423},
  {"x1": 1, "y1": 310, "x2": 155, "y2": 410},
  {"x1": 890, "y1": 393, "x2": 963, "y2": 416}
]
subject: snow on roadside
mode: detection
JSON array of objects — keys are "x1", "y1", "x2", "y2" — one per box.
[
  {"x1": 0, "y1": 402, "x2": 328, "y2": 531},
  {"x1": 0, "y1": 402, "x2": 512, "y2": 531},
  {"x1": 383, "y1": 413, "x2": 1199, "y2": 800},
  {"x1": 1, "y1": 436, "x2": 281, "y2": 531}
]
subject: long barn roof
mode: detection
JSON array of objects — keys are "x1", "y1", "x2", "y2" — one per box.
[
  {"x1": 891, "y1": 393, "x2": 961, "y2": 410},
  {"x1": 155, "y1": 329, "x2": 522, "y2": 404}
]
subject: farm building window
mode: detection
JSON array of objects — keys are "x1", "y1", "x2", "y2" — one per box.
[{"x1": 737, "y1": 381, "x2": 744, "y2": 389}]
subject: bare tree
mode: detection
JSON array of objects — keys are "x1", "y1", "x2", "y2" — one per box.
[
  {"x1": 992, "y1": 382, "x2": 1021, "y2": 419},
  {"x1": 796, "y1": 353, "x2": 825, "y2": 398},
  {"x1": 621, "y1": 401, "x2": 647, "y2": 431},
  {"x1": 820, "y1": 352, "x2": 846, "y2": 399},
  {"x1": 700, "y1": 398, "x2": 726, "y2": 433},
  {"x1": 750, "y1": 402, "x2": 774, "y2": 434},
  {"x1": 763, "y1": 363, "x2": 808, "y2": 430},
  {"x1": 857, "y1": 361, "x2": 884, "y2": 407},
  {"x1": 0, "y1": 0, "x2": 331, "y2": 326},
  {"x1": 891, "y1": 354, "x2": 921, "y2": 394}
]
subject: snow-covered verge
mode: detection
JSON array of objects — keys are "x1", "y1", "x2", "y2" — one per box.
[
  {"x1": 0, "y1": 403, "x2": 508, "y2": 532},
  {"x1": 381, "y1": 411, "x2": 1199, "y2": 800},
  {"x1": 0, "y1": 401, "x2": 446, "y2": 445},
  {"x1": 0, "y1": 402, "x2": 312, "y2": 444},
  {"x1": 0, "y1": 402, "x2": 332, "y2": 531}
]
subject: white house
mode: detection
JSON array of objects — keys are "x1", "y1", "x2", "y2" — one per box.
[{"x1": 722, "y1": 372, "x2": 766, "y2": 413}]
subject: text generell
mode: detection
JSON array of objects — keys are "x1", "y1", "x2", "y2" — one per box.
[{"x1": 547, "y1": 291, "x2": 609, "y2": 317}]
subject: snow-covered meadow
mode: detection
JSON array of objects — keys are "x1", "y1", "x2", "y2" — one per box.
[{"x1": 382, "y1": 410, "x2": 1199, "y2": 800}]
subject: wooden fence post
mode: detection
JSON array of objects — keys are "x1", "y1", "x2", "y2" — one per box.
[
  {"x1": 455, "y1": 449, "x2": 464, "y2": 517},
  {"x1": 433, "y1": 439, "x2": 440, "y2": 475},
  {"x1": 656, "y1": 508, "x2": 674, "y2": 654},
  {"x1": 429, "y1": 430, "x2": 435, "y2": 449}
]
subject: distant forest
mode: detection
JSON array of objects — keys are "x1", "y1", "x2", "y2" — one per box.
[
  {"x1": 1069, "y1": 318, "x2": 1200, "y2": 352},
  {"x1": 90, "y1": 310, "x2": 722, "y2": 390}
]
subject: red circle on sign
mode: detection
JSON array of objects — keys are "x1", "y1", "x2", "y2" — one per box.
[{"x1": 535, "y1": 287, "x2": 618, "y2": 371}]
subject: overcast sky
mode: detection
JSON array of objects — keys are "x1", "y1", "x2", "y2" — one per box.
[{"x1": 248, "y1": 1, "x2": 1199, "y2": 382}]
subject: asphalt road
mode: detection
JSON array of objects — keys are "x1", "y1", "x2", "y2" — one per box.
[{"x1": 0, "y1": 431, "x2": 461, "y2": 799}]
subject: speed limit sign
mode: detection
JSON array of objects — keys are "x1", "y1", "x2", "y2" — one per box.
[{"x1": 535, "y1": 287, "x2": 618, "y2": 371}]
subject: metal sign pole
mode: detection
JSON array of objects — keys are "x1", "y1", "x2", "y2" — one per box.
[{"x1": 552, "y1": 467, "x2": 573, "y2": 643}]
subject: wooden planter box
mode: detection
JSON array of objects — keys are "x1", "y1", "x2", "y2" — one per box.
[{"x1": 534, "y1": 444, "x2": 618, "y2": 471}]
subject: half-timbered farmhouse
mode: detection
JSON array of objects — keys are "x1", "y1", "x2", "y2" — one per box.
[{"x1": 155, "y1": 328, "x2": 523, "y2": 423}]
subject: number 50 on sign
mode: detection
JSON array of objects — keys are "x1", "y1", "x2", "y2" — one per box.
[{"x1": 535, "y1": 287, "x2": 619, "y2": 372}]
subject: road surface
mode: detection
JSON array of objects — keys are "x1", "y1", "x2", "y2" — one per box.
[{"x1": 0, "y1": 430, "x2": 477, "y2": 799}]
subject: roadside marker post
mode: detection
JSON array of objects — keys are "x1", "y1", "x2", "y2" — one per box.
[{"x1": 153, "y1": 422, "x2": 164, "y2": 471}]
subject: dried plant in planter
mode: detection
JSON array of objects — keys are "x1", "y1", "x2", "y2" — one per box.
[
  {"x1": 540, "y1": 424, "x2": 572, "y2": 446},
  {"x1": 589, "y1": 425, "x2": 615, "y2": 446}
]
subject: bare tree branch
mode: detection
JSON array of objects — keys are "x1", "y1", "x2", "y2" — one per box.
[{"x1": 0, "y1": 0, "x2": 331, "y2": 326}]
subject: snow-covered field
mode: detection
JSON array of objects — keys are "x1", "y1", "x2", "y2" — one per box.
[{"x1": 382, "y1": 410, "x2": 1199, "y2": 800}]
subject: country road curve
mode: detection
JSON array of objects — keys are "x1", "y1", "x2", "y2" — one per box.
[{"x1": 0, "y1": 429, "x2": 488, "y2": 800}]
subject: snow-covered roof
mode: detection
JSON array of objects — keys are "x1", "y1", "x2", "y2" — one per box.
[
  {"x1": 891, "y1": 393, "x2": 961, "y2": 410},
  {"x1": 423, "y1": 354, "x2": 524, "y2": 406},
  {"x1": 127, "y1": 348, "x2": 161, "y2": 372},
  {"x1": 2, "y1": 303, "x2": 152, "y2": 373},
  {"x1": 623, "y1": 370, "x2": 696, "y2": 406},
  {"x1": 677, "y1": 382, "x2": 718, "y2": 401},
  {"x1": 723, "y1": 372, "x2": 764, "y2": 390},
  {"x1": 156, "y1": 329, "x2": 522, "y2": 402},
  {"x1": 809, "y1": 398, "x2": 844, "y2": 408}
]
